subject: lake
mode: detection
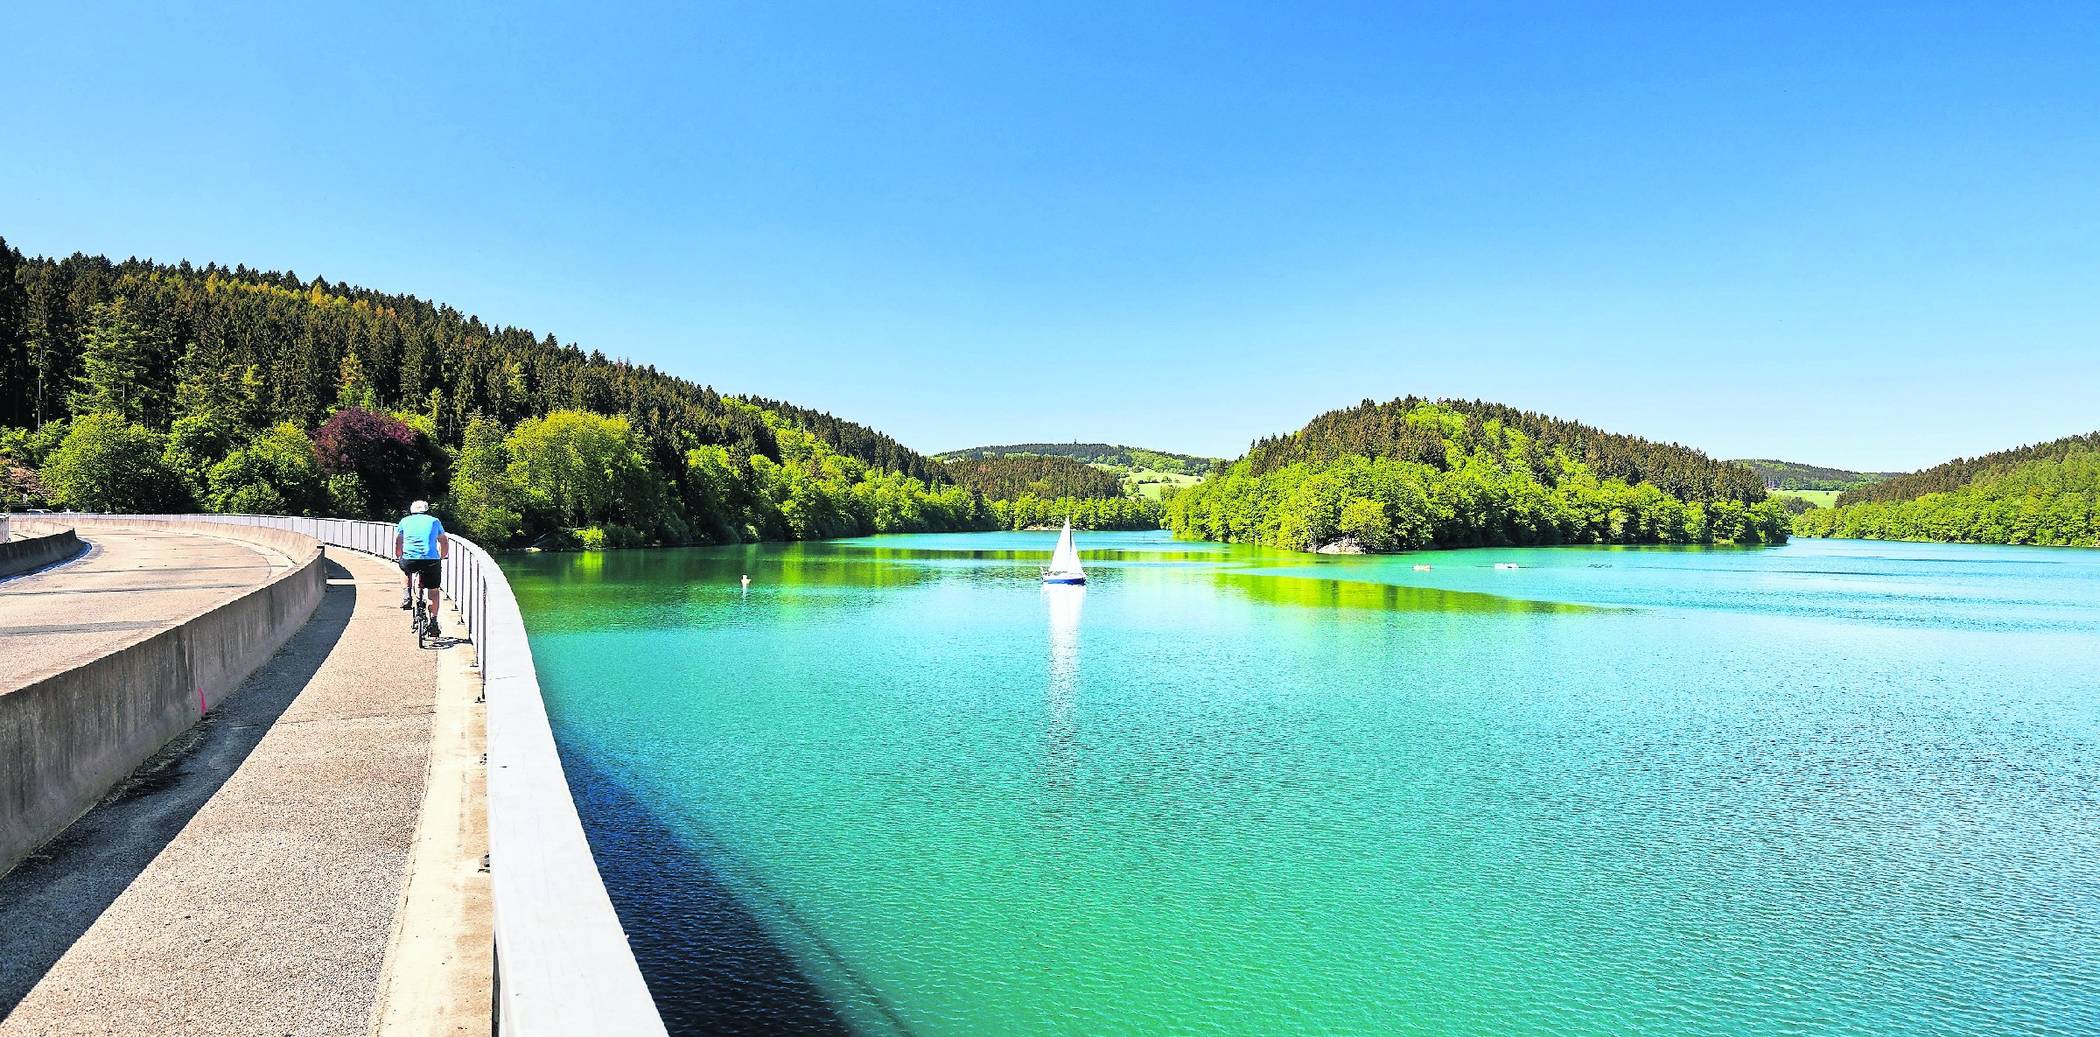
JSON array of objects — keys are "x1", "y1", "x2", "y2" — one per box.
[{"x1": 506, "y1": 531, "x2": 2100, "y2": 1037}]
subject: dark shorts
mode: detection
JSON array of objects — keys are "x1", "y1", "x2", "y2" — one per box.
[{"x1": 400, "y1": 557, "x2": 442, "y2": 590}]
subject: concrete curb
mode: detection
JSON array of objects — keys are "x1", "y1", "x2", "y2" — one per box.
[
  {"x1": 0, "y1": 520, "x2": 326, "y2": 878},
  {"x1": 0, "y1": 527, "x2": 84, "y2": 582},
  {"x1": 370, "y1": 600, "x2": 494, "y2": 1036}
]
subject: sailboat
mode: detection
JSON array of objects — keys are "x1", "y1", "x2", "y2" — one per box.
[{"x1": 1042, "y1": 517, "x2": 1087, "y2": 585}]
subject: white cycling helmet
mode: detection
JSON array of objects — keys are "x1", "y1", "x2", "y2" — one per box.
[{"x1": 410, "y1": 500, "x2": 430, "y2": 514}]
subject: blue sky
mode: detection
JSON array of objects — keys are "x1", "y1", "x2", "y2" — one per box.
[{"x1": 4, "y1": 2, "x2": 2096, "y2": 469}]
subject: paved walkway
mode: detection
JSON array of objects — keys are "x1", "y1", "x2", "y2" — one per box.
[
  {"x1": 0, "y1": 523, "x2": 293, "y2": 692},
  {"x1": 0, "y1": 548, "x2": 471, "y2": 1036}
]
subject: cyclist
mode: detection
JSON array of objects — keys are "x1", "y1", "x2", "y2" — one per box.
[{"x1": 395, "y1": 500, "x2": 448, "y2": 638}]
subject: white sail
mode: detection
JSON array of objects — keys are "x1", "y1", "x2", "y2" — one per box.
[{"x1": 1045, "y1": 518, "x2": 1085, "y2": 581}]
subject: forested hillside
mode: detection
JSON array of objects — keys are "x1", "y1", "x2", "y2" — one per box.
[
  {"x1": 940, "y1": 442, "x2": 1217, "y2": 476},
  {"x1": 0, "y1": 238, "x2": 1145, "y2": 544},
  {"x1": 745, "y1": 395, "x2": 947, "y2": 484},
  {"x1": 1167, "y1": 399, "x2": 1789, "y2": 553},
  {"x1": 940, "y1": 454, "x2": 1166, "y2": 530},
  {"x1": 1833, "y1": 432, "x2": 2100, "y2": 506},
  {"x1": 944, "y1": 454, "x2": 1127, "y2": 500},
  {"x1": 1795, "y1": 449, "x2": 2100, "y2": 547},
  {"x1": 1244, "y1": 397, "x2": 1769, "y2": 504},
  {"x1": 1736, "y1": 459, "x2": 1900, "y2": 491}
]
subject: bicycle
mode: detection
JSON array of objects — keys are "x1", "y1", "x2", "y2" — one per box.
[{"x1": 409, "y1": 571, "x2": 436, "y2": 648}]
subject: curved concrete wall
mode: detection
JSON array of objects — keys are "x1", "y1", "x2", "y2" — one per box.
[
  {"x1": 0, "y1": 526, "x2": 83, "y2": 580},
  {"x1": 42, "y1": 513, "x2": 668, "y2": 1034},
  {"x1": 0, "y1": 520, "x2": 326, "y2": 877},
  {"x1": 112, "y1": 514, "x2": 668, "y2": 1035}
]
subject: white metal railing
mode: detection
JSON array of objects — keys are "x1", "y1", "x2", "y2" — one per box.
[{"x1": 83, "y1": 513, "x2": 667, "y2": 1036}]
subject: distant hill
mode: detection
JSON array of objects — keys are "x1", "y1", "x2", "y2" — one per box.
[
  {"x1": 1833, "y1": 432, "x2": 2100, "y2": 507},
  {"x1": 1167, "y1": 397, "x2": 1790, "y2": 553},
  {"x1": 938, "y1": 442, "x2": 1218, "y2": 477},
  {"x1": 1797, "y1": 446, "x2": 2100, "y2": 547},
  {"x1": 943, "y1": 454, "x2": 1127, "y2": 500},
  {"x1": 1243, "y1": 397, "x2": 1769, "y2": 504},
  {"x1": 1734, "y1": 459, "x2": 1903, "y2": 492}
]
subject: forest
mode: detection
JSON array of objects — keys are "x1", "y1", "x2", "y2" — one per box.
[
  {"x1": 1166, "y1": 400, "x2": 1791, "y2": 553},
  {"x1": 1794, "y1": 449, "x2": 2100, "y2": 547},
  {"x1": 988, "y1": 494, "x2": 1160, "y2": 532},
  {"x1": 939, "y1": 442, "x2": 1217, "y2": 476},
  {"x1": 0, "y1": 238, "x2": 1155, "y2": 545},
  {"x1": 1734, "y1": 459, "x2": 1900, "y2": 491},
  {"x1": 1832, "y1": 432, "x2": 2100, "y2": 506},
  {"x1": 1243, "y1": 397, "x2": 1770, "y2": 504},
  {"x1": 942, "y1": 455, "x2": 1165, "y2": 529},
  {"x1": 943, "y1": 454, "x2": 1129, "y2": 500}
]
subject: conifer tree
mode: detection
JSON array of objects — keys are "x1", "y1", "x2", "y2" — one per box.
[
  {"x1": 0, "y1": 237, "x2": 29, "y2": 427},
  {"x1": 69, "y1": 300, "x2": 162, "y2": 424},
  {"x1": 22, "y1": 263, "x2": 73, "y2": 428},
  {"x1": 335, "y1": 349, "x2": 375, "y2": 410}
]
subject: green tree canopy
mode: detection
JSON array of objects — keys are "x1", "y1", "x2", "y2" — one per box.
[
  {"x1": 0, "y1": 241, "x2": 1172, "y2": 545},
  {"x1": 449, "y1": 414, "x2": 527, "y2": 545},
  {"x1": 1796, "y1": 448, "x2": 2100, "y2": 547},
  {"x1": 207, "y1": 422, "x2": 326, "y2": 515},
  {"x1": 505, "y1": 410, "x2": 669, "y2": 534},
  {"x1": 41, "y1": 412, "x2": 191, "y2": 512},
  {"x1": 1168, "y1": 402, "x2": 1789, "y2": 552},
  {"x1": 1834, "y1": 432, "x2": 2100, "y2": 506},
  {"x1": 943, "y1": 454, "x2": 1127, "y2": 500}
]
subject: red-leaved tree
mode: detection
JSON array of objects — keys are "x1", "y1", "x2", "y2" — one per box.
[{"x1": 313, "y1": 407, "x2": 441, "y2": 515}]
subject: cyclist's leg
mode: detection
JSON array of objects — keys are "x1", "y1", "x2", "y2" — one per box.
[
  {"x1": 420, "y1": 560, "x2": 443, "y2": 636},
  {"x1": 400, "y1": 560, "x2": 415, "y2": 609}
]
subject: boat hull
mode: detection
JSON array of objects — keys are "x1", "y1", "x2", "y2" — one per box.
[{"x1": 1042, "y1": 576, "x2": 1087, "y2": 585}]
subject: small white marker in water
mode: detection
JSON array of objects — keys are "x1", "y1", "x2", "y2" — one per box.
[{"x1": 740, "y1": 574, "x2": 752, "y2": 589}]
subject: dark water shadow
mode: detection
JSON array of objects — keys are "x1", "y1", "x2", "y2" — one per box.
[
  {"x1": 558, "y1": 751, "x2": 857, "y2": 1037},
  {"x1": 0, "y1": 557, "x2": 355, "y2": 1015}
]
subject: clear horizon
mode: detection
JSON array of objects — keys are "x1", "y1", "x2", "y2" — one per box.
[{"x1": 5, "y1": 2, "x2": 2096, "y2": 470}]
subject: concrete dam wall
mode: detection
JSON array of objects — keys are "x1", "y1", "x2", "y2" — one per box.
[
  {"x1": 0, "y1": 525, "x2": 84, "y2": 580},
  {"x1": 0, "y1": 520, "x2": 327, "y2": 877}
]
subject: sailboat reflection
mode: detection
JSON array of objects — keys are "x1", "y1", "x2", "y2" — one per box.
[{"x1": 1042, "y1": 584, "x2": 1084, "y2": 798}]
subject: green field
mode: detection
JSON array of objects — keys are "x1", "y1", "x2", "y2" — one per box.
[
  {"x1": 1733, "y1": 459, "x2": 1902, "y2": 491},
  {"x1": 1119, "y1": 468, "x2": 1203, "y2": 500},
  {"x1": 1770, "y1": 489, "x2": 1842, "y2": 508}
]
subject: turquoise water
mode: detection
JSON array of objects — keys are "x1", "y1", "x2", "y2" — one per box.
[{"x1": 507, "y1": 532, "x2": 2100, "y2": 1036}]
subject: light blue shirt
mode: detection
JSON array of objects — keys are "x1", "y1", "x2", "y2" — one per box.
[{"x1": 397, "y1": 514, "x2": 445, "y2": 560}]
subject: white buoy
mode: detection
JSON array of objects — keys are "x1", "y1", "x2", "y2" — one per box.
[{"x1": 740, "y1": 574, "x2": 752, "y2": 589}]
